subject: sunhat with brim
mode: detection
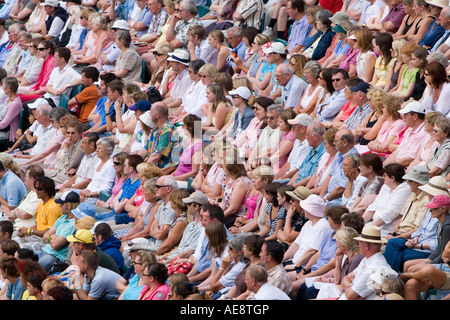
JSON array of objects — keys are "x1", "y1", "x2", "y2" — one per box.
[
  {"x1": 425, "y1": 0, "x2": 448, "y2": 8},
  {"x1": 286, "y1": 186, "x2": 312, "y2": 202},
  {"x1": 111, "y1": 20, "x2": 130, "y2": 30},
  {"x1": 419, "y1": 176, "x2": 449, "y2": 196},
  {"x1": 74, "y1": 216, "x2": 97, "y2": 231},
  {"x1": 425, "y1": 194, "x2": 450, "y2": 209},
  {"x1": 332, "y1": 23, "x2": 347, "y2": 34},
  {"x1": 66, "y1": 229, "x2": 95, "y2": 244},
  {"x1": 354, "y1": 225, "x2": 387, "y2": 244},
  {"x1": 329, "y1": 11, "x2": 349, "y2": 25},
  {"x1": 402, "y1": 165, "x2": 430, "y2": 186},
  {"x1": 369, "y1": 266, "x2": 398, "y2": 285},
  {"x1": 139, "y1": 111, "x2": 155, "y2": 128},
  {"x1": 167, "y1": 49, "x2": 190, "y2": 66},
  {"x1": 299, "y1": 194, "x2": 325, "y2": 218}
]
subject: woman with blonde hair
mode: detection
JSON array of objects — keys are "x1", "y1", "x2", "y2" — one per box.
[
  {"x1": 198, "y1": 63, "x2": 218, "y2": 87},
  {"x1": 202, "y1": 83, "x2": 234, "y2": 133},
  {"x1": 384, "y1": 39, "x2": 407, "y2": 92},
  {"x1": 391, "y1": 41, "x2": 421, "y2": 99},
  {"x1": 207, "y1": 30, "x2": 231, "y2": 73},
  {"x1": 134, "y1": 44, "x2": 174, "y2": 90}
]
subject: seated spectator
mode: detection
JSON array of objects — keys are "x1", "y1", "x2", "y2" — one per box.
[
  {"x1": 16, "y1": 37, "x2": 43, "y2": 89},
  {"x1": 426, "y1": 116, "x2": 450, "y2": 177},
  {"x1": 258, "y1": 182, "x2": 286, "y2": 240},
  {"x1": 408, "y1": 47, "x2": 428, "y2": 101},
  {"x1": 65, "y1": 5, "x2": 86, "y2": 52},
  {"x1": 380, "y1": 0, "x2": 406, "y2": 33},
  {"x1": 349, "y1": 153, "x2": 385, "y2": 214},
  {"x1": 0, "y1": 77, "x2": 23, "y2": 150},
  {"x1": 0, "y1": 256, "x2": 25, "y2": 300},
  {"x1": 44, "y1": 120, "x2": 84, "y2": 186},
  {"x1": 42, "y1": 0, "x2": 68, "y2": 42},
  {"x1": 245, "y1": 264, "x2": 290, "y2": 300},
  {"x1": 384, "y1": 38, "x2": 406, "y2": 92},
  {"x1": 293, "y1": 61, "x2": 321, "y2": 115},
  {"x1": 206, "y1": 30, "x2": 232, "y2": 73},
  {"x1": 304, "y1": 10, "x2": 336, "y2": 61},
  {"x1": 384, "y1": 101, "x2": 429, "y2": 167},
  {"x1": 341, "y1": 153, "x2": 367, "y2": 209},
  {"x1": 93, "y1": 222, "x2": 125, "y2": 272},
  {"x1": 363, "y1": 163, "x2": 412, "y2": 237},
  {"x1": 201, "y1": 83, "x2": 234, "y2": 135},
  {"x1": 370, "y1": 33, "x2": 395, "y2": 88},
  {"x1": 367, "y1": 94, "x2": 405, "y2": 156},
  {"x1": 0, "y1": 153, "x2": 26, "y2": 209},
  {"x1": 321, "y1": 20, "x2": 353, "y2": 69},
  {"x1": 270, "y1": 109, "x2": 296, "y2": 174},
  {"x1": 109, "y1": 30, "x2": 142, "y2": 84},
  {"x1": 230, "y1": 28, "x2": 264, "y2": 76},
  {"x1": 138, "y1": 262, "x2": 170, "y2": 300},
  {"x1": 405, "y1": 0, "x2": 435, "y2": 43},
  {"x1": 391, "y1": 41, "x2": 420, "y2": 100},
  {"x1": 420, "y1": 61, "x2": 450, "y2": 117},
  {"x1": 342, "y1": 80, "x2": 373, "y2": 134},
  {"x1": 69, "y1": 249, "x2": 121, "y2": 300}
]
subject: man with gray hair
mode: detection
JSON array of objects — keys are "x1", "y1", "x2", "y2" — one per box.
[
  {"x1": 245, "y1": 265, "x2": 290, "y2": 300},
  {"x1": 166, "y1": 0, "x2": 200, "y2": 49},
  {"x1": 276, "y1": 63, "x2": 307, "y2": 109},
  {"x1": 146, "y1": 175, "x2": 178, "y2": 252},
  {"x1": 247, "y1": 104, "x2": 283, "y2": 166},
  {"x1": 431, "y1": 6, "x2": 450, "y2": 53},
  {"x1": 1, "y1": 23, "x2": 25, "y2": 73},
  {"x1": 12, "y1": 102, "x2": 56, "y2": 160},
  {"x1": 275, "y1": 114, "x2": 313, "y2": 183},
  {"x1": 289, "y1": 121, "x2": 327, "y2": 187}
]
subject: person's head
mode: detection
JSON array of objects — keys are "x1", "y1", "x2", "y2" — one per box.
[
  {"x1": 177, "y1": 0, "x2": 197, "y2": 20},
  {"x1": 287, "y1": 0, "x2": 306, "y2": 19},
  {"x1": 169, "y1": 189, "x2": 190, "y2": 213},
  {"x1": 367, "y1": 87, "x2": 388, "y2": 115},
  {"x1": 289, "y1": 54, "x2": 308, "y2": 78},
  {"x1": 411, "y1": 47, "x2": 429, "y2": 71},
  {"x1": 433, "y1": 116, "x2": 450, "y2": 143},
  {"x1": 136, "y1": 162, "x2": 163, "y2": 183},
  {"x1": 116, "y1": 30, "x2": 132, "y2": 48},
  {"x1": 206, "y1": 83, "x2": 228, "y2": 114},
  {"x1": 245, "y1": 265, "x2": 268, "y2": 292},
  {"x1": 277, "y1": 108, "x2": 297, "y2": 133},
  {"x1": 54, "y1": 47, "x2": 71, "y2": 67},
  {"x1": 335, "y1": 226, "x2": 360, "y2": 256},
  {"x1": 47, "y1": 285, "x2": 74, "y2": 300},
  {"x1": 150, "y1": 101, "x2": 169, "y2": 123},
  {"x1": 34, "y1": 176, "x2": 56, "y2": 199},
  {"x1": 198, "y1": 63, "x2": 217, "y2": 86},
  {"x1": 274, "y1": 63, "x2": 294, "y2": 87},
  {"x1": 41, "y1": 277, "x2": 65, "y2": 299},
  {"x1": 266, "y1": 104, "x2": 283, "y2": 129},
  {"x1": 208, "y1": 29, "x2": 225, "y2": 49},
  {"x1": 81, "y1": 66, "x2": 99, "y2": 87},
  {"x1": 305, "y1": 122, "x2": 326, "y2": 148},
  {"x1": 323, "y1": 126, "x2": 338, "y2": 154},
  {"x1": 252, "y1": 96, "x2": 273, "y2": 124},
  {"x1": 214, "y1": 73, "x2": 233, "y2": 93},
  {"x1": 15, "y1": 248, "x2": 39, "y2": 262},
  {"x1": 425, "y1": 61, "x2": 449, "y2": 88},
  {"x1": 24, "y1": 269, "x2": 48, "y2": 297},
  {"x1": 123, "y1": 154, "x2": 144, "y2": 178},
  {"x1": 340, "y1": 212, "x2": 365, "y2": 234},
  {"x1": 374, "y1": 33, "x2": 393, "y2": 64},
  {"x1": 360, "y1": 153, "x2": 384, "y2": 177},
  {"x1": 182, "y1": 114, "x2": 201, "y2": 138},
  {"x1": 260, "y1": 240, "x2": 285, "y2": 268},
  {"x1": 243, "y1": 234, "x2": 265, "y2": 259},
  {"x1": 36, "y1": 39, "x2": 55, "y2": 59},
  {"x1": 382, "y1": 94, "x2": 402, "y2": 121},
  {"x1": 438, "y1": 6, "x2": 450, "y2": 28},
  {"x1": 315, "y1": 9, "x2": 333, "y2": 31},
  {"x1": 93, "y1": 222, "x2": 114, "y2": 245},
  {"x1": 188, "y1": 24, "x2": 206, "y2": 44},
  {"x1": 0, "y1": 239, "x2": 20, "y2": 256},
  {"x1": 277, "y1": 185, "x2": 295, "y2": 208},
  {"x1": 171, "y1": 281, "x2": 200, "y2": 300},
  {"x1": 342, "y1": 153, "x2": 360, "y2": 180},
  {"x1": 353, "y1": 28, "x2": 374, "y2": 53},
  {"x1": 222, "y1": 147, "x2": 247, "y2": 180},
  {"x1": 77, "y1": 250, "x2": 99, "y2": 273},
  {"x1": 200, "y1": 203, "x2": 225, "y2": 226},
  {"x1": 391, "y1": 39, "x2": 407, "y2": 65},
  {"x1": 205, "y1": 221, "x2": 227, "y2": 258},
  {"x1": 112, "y1": 151, "x2": 128, "y2": 178},
  {"x1": 226, "y1": 26, "x2": 243, "y2": 48},
  {"x1": 263, "y1": 182, "x2": 282, "y2": 207},
  {"x1": 334, "y1": 129, "x2": 355, "y2": 153},
  {"x1": 48, "y1": 107, "x2": 68, "y2": 129},
  {"x1": 80, "y1": 132, "x2": 99, "y2": 155},
  {"x1": 2, "y1": 76, "x2": 18, "y2": 96},
  {"x1": 17, "y1": 30, "x2": 32, "y2": 51},
  {"x1": 326, "y1": 205, "x2": 349, "y2": 231},
  {"x1": 188, "y1": 59, "x2": 206, "y2": 82},
  {"x1": 383, "y1": 163, "x2": 406, "y2": 187},
  {"x1": 306, "y1": 5, "x2": 322, "y2": 25},
  {"x1": 155, "y1": 175, "x2": 179, "y2": 202},
  {"x1": 400, "y1": 41, "x2": 421, "y2": 64},
  {"x1": 319, "y1": 68, "x2": 335, "y2": 93},
  {"x1": 331, "y1": 68, "x2": 349, "y2": 91},
  {"x1": 107, "y1": 79, "x2": 124, "y2": 100},
  {"x1": 303, "y1": 60, "x2": 321, "y2": 84},
  {"x1": 354, "y1": 225, "x2": 386, "y2": 256},
  {"x1": 96, "y1": 137, "x2": 115, "y2": 159},
  {"x1": 377, "y1": 276, "x2": 406, "y2": 299},
  {"x1": 7, "y1": 23, "x2": 24, "y2": 44},
  {"x1": 143, "y1": 262, "x2": 169, "y2": 285},
  {"x1": 0, "y1": 255, "x2": 19, "y2": 279},
  {"x1": 251, "y1": 165, "x2": 274, "y2": 192},
  {"x1": 242, "y1": 27, "x2": 260, "y2": 48}
]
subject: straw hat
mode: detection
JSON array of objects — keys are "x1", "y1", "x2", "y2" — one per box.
[
  {"x1": 74, "y1": 216, "x2": 97, "y2": 230},
  {"x1": 419, "y1": 176, "x2": 448, "y2": 196},
  {"x1": 354, "y1": 225, "x2": 387, "y2": 244}
]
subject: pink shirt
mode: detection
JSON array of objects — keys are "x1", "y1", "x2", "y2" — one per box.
[
  {"x1": 274, "y1": 130, "x2": 296, "y2": 173},
  {"x1": 377, "y1": 119, "x2": 406, "y2": 146},
  {"x1": 0, "y1": 97, "x2": 22, "y2": 141},
  {"x1": 396, "y1": 122, "x2": 430, "y2": 161},
  {"x1": 174, "y1": 141, "x2": 203, "y2": 177},
  {"x1": 138, "y1": 283, "x2": 170, "y2": 300},
  {"x1": 31, "y1": 55, "x2": 55, "y2": 92}
]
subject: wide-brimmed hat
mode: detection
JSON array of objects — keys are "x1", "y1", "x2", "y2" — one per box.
[
  {"x1": 167, "y1": 49, "x2": 190, "y2": 66},
  {"x1": 419, "y1": 176, "x2": 448, "y2": 196},
  {"x1": 67, "y1": 229, "x2": 95, "y2": 244},
  {"x1": 402, "y1": 165, "x2": 430, "y2": 185},
  {"x1": 369, "y1": 266, "x2": 398, "y2": 285},
  {"x1": 111, "y1": 19, "x2": 130, "y2": 30},
  {"x1": 354, "y1": 225, "x2": 387, "y2": 244},
  {"x1": 74, "y1": 216, "x2": 97, "y2": 230},
  {"x1": 286, "y1": 186, "x2": 312, "y2": 202},
  {"x1": 425, "y1": 0, "x2": 448, "y2": 8},
  {"x1": 299, "y1": 194, "x2": 325, "y2": 218},
  {"x1": 329, "y1": 11, "x2": 349, "y2": 25}
]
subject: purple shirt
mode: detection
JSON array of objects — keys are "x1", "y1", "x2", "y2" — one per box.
[
  {"x1": 174, "y1": 141, "x2": 203, "y2": 176},
  {"x1": 381, "y1": 2, "x2": 405, "y2": 32},
  {"x1": 0, "y1": 97, "x2": 22, "y2": 141}
]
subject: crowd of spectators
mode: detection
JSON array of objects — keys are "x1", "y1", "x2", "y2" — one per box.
[{"x1": 0, "y1": 0, "x2": 448, "y2": 302}]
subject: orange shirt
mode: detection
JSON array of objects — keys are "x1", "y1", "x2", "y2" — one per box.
[{"x1": 75, "y1": 85, "x2": 99, "y2": 123}]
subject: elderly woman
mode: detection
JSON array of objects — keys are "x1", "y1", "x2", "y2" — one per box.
[
  {"x1": 173, "y1": 114, "x2": 203, "y2": 188},
  {"x1": 420, "y1": 62, "x2": 450, "y2": 117},
  {"x1": 220, "y1": 146, "x2": 253, "y2": 228},
  {"x1": 73, "y1": 14, "x2": 109, "y2": 66},
  {"x1": 427, "y1": 116, "x2": 450, "y2": 178},
  {"x1": 44, "y1": 119, "x2": 84, "y2": 186},
  {"x1": 294, "y1": 61, "x2": 322, "y2": 115},
  {"x1": 79, "y1": 137, "x2": 117, "y2": 203},
  {"x1": 0, "y1": 77, "x2": 23, "y2": 150},
  {"x1": 110, "y1": 30, "x2": 143, "y2": 84},
  {"x1": 138, "y1": 262, "x2": 171, "y2": 300},
  {"x1": 303, "y1": 10, "x2": 335, "y2": 61}
]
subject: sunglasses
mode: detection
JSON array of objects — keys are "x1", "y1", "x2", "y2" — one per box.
[
  {"x1": 113, "y1": 161, "x2": 122, "y2": 166},
  {"x1": 155, "y1": 184, "x2": 169, "y2": 189},
  {"x1": 153, "y1": 51, "x2": 164, "y2": 56},
  {"x1": 332, "y1": 78, "x2": 342, "y2": 82},
  {"x1": 37, "y1": 47, "x2": 47, "y2": 51}
]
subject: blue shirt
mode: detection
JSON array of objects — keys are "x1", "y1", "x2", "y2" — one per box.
[
  {"x1": 136, "y1": 7, "x2": 153, "y2": 37},
  {"x1": 327, "y1": 146, "x2": 359, "y2": 194},
  {"x1": 115, "y1": 0, "x2": 135, "y2": 21},
  {"x1": 311, "y1": 229, "x2": 337, "y2": 272},
  {"x1": 119, "y1": 178, "x2": 141, "y2": 202},
  {"x1": 195, "y1": 226, "x2": 233, "y2": 273},
  {"x1": 317, "y1": 88, "x2": 348, "y2": 123},
  {"x1": 420, "y1": 20, "x2": 445, "y2": 47},
  {"x1": 288, "y1": 15, "x2": 311, "y2": 52},
  {"x1": 6, "y1": 277, "x2": 26, "y2": 300},
  {"x1": 0, "y1": 169, "x2": 27, "y2": 207},
  {"x1": 411, "y1": 210, "x2": 439, "y2": 252},
  {"x1": 295, "y1": 141, "x2": 326, "y2": 184}
]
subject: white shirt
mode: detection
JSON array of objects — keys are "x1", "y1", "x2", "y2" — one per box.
[
  {"x1": 182, "y1": 80, "x2": 208, "y2": 121},
  {"x1": 43, "y1": 64, "x2": 82, "y2": 105},
  {"x1": 86, "y1": 159, "x2": 116, "y2": 194},
  {"x1": 74, "y1": 152, "x2": 101, "y2": 185},
  {"x1": 170, "y1": 67, "x2": 194, "y2": 101},
  {"x1": 287, "y1": 139, "x2": 310, "y2": 174},
  {"x1": 254, "y1": 282, "x2": 291, "y2": 300},
  {"x1": 292, "y1": 217, "x2": 331, "y2": 264},
  {"x1": 32, "y1": 124, "x2": 56, "y2": 155},
  {"x1": 366, "y1": 182, "x2": 412, "y2": 237}
]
